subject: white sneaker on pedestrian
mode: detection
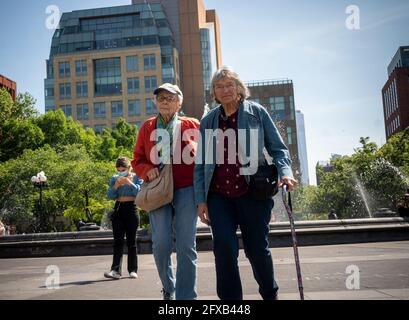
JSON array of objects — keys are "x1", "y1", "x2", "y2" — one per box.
[
  {"x1": 104, "y1": 270, "x2": 121, "y2": 280},
  {"x1": 129, "y1": 272, "x2": 138, "y2": 279}
]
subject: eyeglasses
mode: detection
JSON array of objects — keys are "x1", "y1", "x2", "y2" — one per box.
[
  {"x1": 157, "y1": 95, "x2": 177, "y2": 103},
  {"x1": 214, "y1": 83, "x2": 236, "y2": 91}
]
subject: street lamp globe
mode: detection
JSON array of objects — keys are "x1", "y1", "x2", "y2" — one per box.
[{"x1": 31, "y1": 171, "x2": 48, "y2": 232}]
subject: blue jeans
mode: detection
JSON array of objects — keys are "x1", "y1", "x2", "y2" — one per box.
[
  {"x1": 208, "y1": 191, "x2": 279, "y2": 300},
  {"x1": 149, "y1": 185, "x2": 198, "y2": 300}
]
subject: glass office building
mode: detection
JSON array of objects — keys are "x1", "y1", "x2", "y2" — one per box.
[
  {"x1": 201, "y1": 24, "x2": 218, "y2": 92},
  {"x1": 44, "y1": 3, "x2": 179, "y2": 132}
]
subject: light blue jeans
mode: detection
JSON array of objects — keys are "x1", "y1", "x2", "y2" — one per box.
[{"x1": 149, "y1": 185, "x2": 198, "y2": 300}]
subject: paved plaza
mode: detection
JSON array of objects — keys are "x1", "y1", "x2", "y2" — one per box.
[{"x1": 0, "y1": 241, "x2": 408, "y2": 300}]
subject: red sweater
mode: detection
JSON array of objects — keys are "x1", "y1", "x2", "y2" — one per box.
[{"x1": 131, "y1": 116, "x2": 200, "y2": 190}]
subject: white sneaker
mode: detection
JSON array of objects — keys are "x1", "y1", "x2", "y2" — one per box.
[
  {"x1": 129, "y1": 272, "x2": 138, "y2": 279},
  {"x1": 104, "y1": 270, "x2": 121, "y2": 280}
]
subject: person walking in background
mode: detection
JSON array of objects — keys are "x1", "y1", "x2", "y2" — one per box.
[
  {"x1": 105, "y1": 156, "x2": 143, "y2": 280},
  {"x1": 328, "y1": 209, "x2": 338, "y2": 220},
  {"x1": 132, "y1": 83, "x2": 200, "y2": 300},
  {"x1": 194, "y1": 66, "x2": 297, "y2": 300}
]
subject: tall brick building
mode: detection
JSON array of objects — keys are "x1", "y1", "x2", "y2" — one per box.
[
  {"x1": 382, "y1": 46, "x2": 409, "y2": 140},
  {"x1": 44, "y1": 1, "x2": 221, "y2": 132},
  {"x1": 0, "y1": 74, "x2": 17, "y2": 101}
]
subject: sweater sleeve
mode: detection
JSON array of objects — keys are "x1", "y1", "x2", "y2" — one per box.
[
  {"x1": 131, "y1": 122, "x2": 157, "y2": 181},
  {"x1": 107, "y1": 177, "x2": 118, "y2": 200},
  {"x1": 126, "y1": 175, "x2": 143, "y2": 196}
]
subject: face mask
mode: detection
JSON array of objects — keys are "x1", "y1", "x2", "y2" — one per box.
[{"x1": 117, "y1": 170, "x2": 128, "y2": 177}]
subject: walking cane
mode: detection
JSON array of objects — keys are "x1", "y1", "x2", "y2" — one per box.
[{"x1": 282, "y1": 184, "x2": 305, "y2": 300}]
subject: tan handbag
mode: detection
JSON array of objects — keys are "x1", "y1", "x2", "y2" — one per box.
[{"x1": 135, "y1": 164, "x2": 173, "y2": 212}]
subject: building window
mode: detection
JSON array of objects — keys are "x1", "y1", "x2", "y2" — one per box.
[
  {"x1": 59, "y1": 83, "x2": 71, "y2": 99},
  {"x1": 111, "y1": 101, "x2": 123, "y2": 117},
  {"x1": 127, "y1": 77, "x2": 140, "y2": 94},
  {"x1": 144, "y1": 76, "x2": 157, "y2": 93},
  {"x1": 146, "y1": 99, "x2": 157, "y2": 115},
  {"x1": 289, "y1": 96, "x2": 295, "y2": 110},
  {"x1": 142, "y1": 35, "x2": 158, "y2": 45},
  {"x1": 128, "y1": 99, "x2": 141, "y2": 116},
  {"x1": 60, "y1": 105, "x2": 72, "y2": 117},
  {"x1": 133, "y1": 121, "x2": 142, "y2": 129},
  {"x1": 45, "y1": 106, "x2": 55, "y2": 113},
  {"x1": 45, "y1": 88, "x2": 54, "y2": 97},
  {"x1": 270, "y1": 96, "x2": 285, "y2": 110},
  {"x1": 144, "y1": 54, "x2": 156, "y2": 70},
  {"x1": 162, "y1": 55, "x2": 173, "y2": 67},
  {"x1": 94, "y1": 58, "x2": 122, "y2": 96},
  {"x1": 94, "y1": 102, "x2": 106, "y2": 119},
  {"x1": 76, "y1": 81, "x2": 88, "y2": 98},
  {"x1": 126, "y1": 56, "x2": 138, "y2": 72},
  {"x1": 58, "y1": 62, "x2": 70, "y2": 78},
  {"x1": 289, "y1": 97, "x2": 295, "y2": 120},
  {"x1": 287, "y1": 127, "x2": 293, "y2": 145},
  {"x1": 75, "y1": 60, "x2": 87, "y2": 76},
  {"x1": 47, "y1": 61, "x2": 54, "y2": 78},
  {"x1": 94, "y1": 124, "x2": 106, "y2": 134},
  {"x1": 270, "y1": 96, "x2": 286, "y2": 120},
  {"x1": 81, "y1": 14, "x2": 137, "y2": 32},
  {"x1": 77, "y1": 104, "x2": 89, "y2": 120}
]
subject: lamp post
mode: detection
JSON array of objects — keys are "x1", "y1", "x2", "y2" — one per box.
[{"x1": 31, "y1": 171, "x2": 48, "y2": 232}]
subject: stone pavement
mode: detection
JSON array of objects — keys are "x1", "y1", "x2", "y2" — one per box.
[{"x1": 0, "y1": 241, "x2": 408, "y2": 300}]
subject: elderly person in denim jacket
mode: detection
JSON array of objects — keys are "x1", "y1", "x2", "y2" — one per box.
[{"x1": 194, "y1": 66, "x2": 297, "y2": 300}]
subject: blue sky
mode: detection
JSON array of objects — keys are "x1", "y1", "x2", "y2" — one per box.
[{"x1": 1, "y1": 0, "x2": 408, "y2": 184}]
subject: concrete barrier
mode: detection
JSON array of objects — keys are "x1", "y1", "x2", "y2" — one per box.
[{"x1": 1, "y1": 217, "x2": 408, "y2": 258}]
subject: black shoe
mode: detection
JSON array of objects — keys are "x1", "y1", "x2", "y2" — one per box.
[{"x1": 162, "y1": 289, "x2": 175, "y2": 300}]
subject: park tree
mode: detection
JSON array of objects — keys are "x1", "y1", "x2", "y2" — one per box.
[
  {"x1": 0, "y1": 90, "x2": 143, "y2": 233},
  {"x1": 312, "y1": 135, "x2": 409, "y2": 220},
  {"x1": 377, "y1": 127, "x2": 409, "y2": 171},
  {"x1": 111, "y1": 118, "x2": 137, "y2": 150},
  {"x1": 0, "y1": 118, "x2": 44, "y2": 162},
  {"x1": 292, "y1": 184, "x2": 326, "y2": 219},
  {"x1": 0, "y1": 88, "x2": 39, "y2": 130},
  {"x1": 0, "y1": 88, "x2": 15, "y2": 126},
  {"x1": 13, "y1": 92, "x2": 39, "y2": 120},
  {"x1": 0, "y1": 144, "x2": 115, "y2": 233},
  {"x1": 0, "y1": 90, "x2": 42, "y2": 162}
]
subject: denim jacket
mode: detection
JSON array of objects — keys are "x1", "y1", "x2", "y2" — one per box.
[
  {"x1": 194, "y1": 100, "x2": 293, "y2": 206},
  {"x1": 107, "y1": 174, "x2": 143, "y2": 200}
]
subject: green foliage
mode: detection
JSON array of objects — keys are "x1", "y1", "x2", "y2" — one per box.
[
  {"x1": 0, "y1": 118, "x2": 44, "y2": 161},
  {"x1": 0, "y1": 94, "x2": 142, "y2": 233},
  {"x1": 4, "y1": 89, "x2": 407, "y2": 230},
  {"x1": 0, "y1": 145, "x2": 116, "y2": 233},
  {"x1": 0, "y1": 88, "x2": 14, "y2": 126},
  {"x1": 377, "y1": 127, "x2": 409, "y2": 170},
  {"x1": 13, "y1": 92, "x2": 40, "y2": 120},
  {"x1": 300, "y1": 133, "x2": 409, "y2": 220},
  {"x1": 111, "y1": 118, "x2": 137, "y2": 150}
]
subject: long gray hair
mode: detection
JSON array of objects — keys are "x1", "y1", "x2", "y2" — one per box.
[{"x1": 210, "y1": 66, "x2": 250, "y2": 104}]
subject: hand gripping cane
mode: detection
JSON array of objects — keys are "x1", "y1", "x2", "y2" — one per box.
[{"x1": 282, "y1": 184, "x2": 305, "y2": 300}]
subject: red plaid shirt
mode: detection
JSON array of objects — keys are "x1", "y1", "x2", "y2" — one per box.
[{"x1": 210, "y1": 109, "x2": 248, "y2": 198}]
